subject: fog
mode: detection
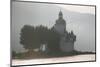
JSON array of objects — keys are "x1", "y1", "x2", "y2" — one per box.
[{"x1": 11, "y1": 1, "x2": 95, "y2": 53}]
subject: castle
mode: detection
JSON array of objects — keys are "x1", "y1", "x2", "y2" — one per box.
[
  {"x1": 53, "y1": 10, "x2": 76, "y2": 52},
  {"x1": 39, "y1": 10, "x2": 76, "y2": 53}
]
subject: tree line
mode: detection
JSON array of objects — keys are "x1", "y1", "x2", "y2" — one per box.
[{"x1": 20, "y1": 25, "x2": 61, "y2": 53}]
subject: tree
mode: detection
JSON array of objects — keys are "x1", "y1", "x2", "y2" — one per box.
[
  {"x1": 20, "y1": 25, "x2": 61, "y2": 53},
  {"x1": 20, "y1": 25, "x2": 39, "y2": 50},
  {"x1": 47, "y1": 29, "x2": 61, "y2": 53}
]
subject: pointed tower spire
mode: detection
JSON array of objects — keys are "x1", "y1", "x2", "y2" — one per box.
[{"x1": 59, "y1": 10, "x2": 63, "y2": 18}]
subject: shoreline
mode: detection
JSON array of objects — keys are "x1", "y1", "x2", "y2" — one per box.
[{"x1": 12, "y1": 54, "x2": 95, "y2": 66}]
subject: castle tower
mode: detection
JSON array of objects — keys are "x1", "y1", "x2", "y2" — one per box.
[
  {"x1": 54, "y1": 10, "x2": 66, "y2": 35},
  {"x1": 53, "y1": 10, "x2": 76, "y2": 52}
]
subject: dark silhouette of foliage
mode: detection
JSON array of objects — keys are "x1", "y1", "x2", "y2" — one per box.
[
  {"x1": 20, "y1": 25, "x2": 61, "y2": 53},
  {"x1": 20, "y1": 25, "x2": 38, "y2": 49},
  {"x1": 47, "y1": 29, "x2": 61, "y2": 53}
]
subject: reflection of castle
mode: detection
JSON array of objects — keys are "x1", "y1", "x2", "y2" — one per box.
[{"x1": 53, "y1": 10, "x2": 76, "y2": 52}]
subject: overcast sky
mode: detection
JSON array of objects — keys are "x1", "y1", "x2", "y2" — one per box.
[{"x1": 11, "y1": 1, "x2": 95, "y2": 53}]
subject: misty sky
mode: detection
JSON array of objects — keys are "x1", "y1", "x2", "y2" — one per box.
[{"x1": 11, "y1": 1, "x2": 95, "y2": 53}]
